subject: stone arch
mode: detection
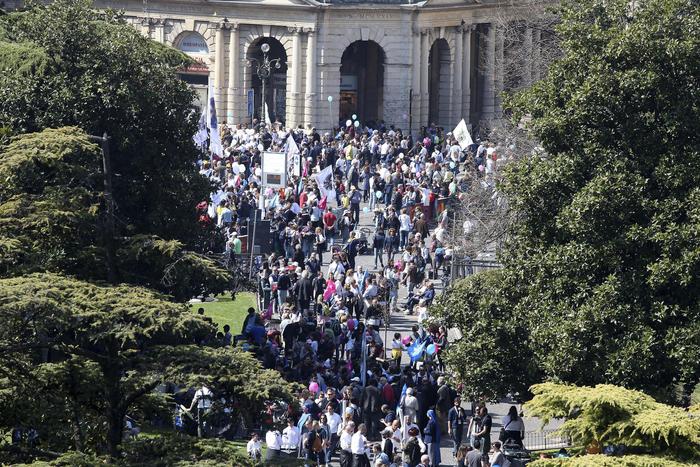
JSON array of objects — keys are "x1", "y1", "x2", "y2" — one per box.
[
  {"x1": 173, "y1": 30, "x2": 210, "y2": 55},
  {"x1": 339, "y1": 39, "x2": 386, "y2": 127},
  {"x1": 244, "y1": 34, "x2": 289, "y2": 124},
  {"x1": 428, "y1": 37, "x2": 451, "y2": 127}
]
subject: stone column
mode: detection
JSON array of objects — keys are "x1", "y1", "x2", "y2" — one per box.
[
  {"x1": 304, "y1": 28, "x2": 317, "y2": 128},
  {"x1": 495, "y1": 26, "x2": 504, "y2": 116},
  {"x1": 140, "y1": 18, "x2": 151, "y2": 38},
  {"x1": 482, "y1": 24, "x2": 496, "y2": 121},
  {"x1": 289, "y1": 27, "x2": 303, "y2": 127},
  {"x1": 420, "y1": 29, "x2": 430, "y2": 128},
  {"x1": 227, "y1": 23, "x2": 240, "y2": 123},
  {"x1": 153, "y1": 19, "x2": 166, "y2": 43},
  {"x1": 452, "y1": 25, "x2": 464, "y2": 124},
  {"x1": 532, "y1": 29, "x2": 542, "y2": 81},
  {"x1": 463, "y1": 25, "x2": 473, "y2": 125},
  {"x1": 214, "y1": 23, "x2": 226, "y2": 121},
  {"x1": 411, "y1": 29, "x2": 422, "y2": 135}
]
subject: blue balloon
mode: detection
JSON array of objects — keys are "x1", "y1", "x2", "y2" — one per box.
[
  {"x1": 426, "y1": 344, "x2": 437, "y2": 356},
  {"x1": 363, "y1": 207, "x2": 370, "y2": 213}
]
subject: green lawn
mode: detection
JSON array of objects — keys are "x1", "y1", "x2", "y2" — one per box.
[{"x1": 189, "y1": 293, "x2": 256, "y2": 333}]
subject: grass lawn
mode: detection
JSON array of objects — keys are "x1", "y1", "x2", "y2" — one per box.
[{"x1": 189, "y1": 293, "x2": 256, "y2": 333}]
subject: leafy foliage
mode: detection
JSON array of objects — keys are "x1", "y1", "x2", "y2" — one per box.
[
  {"x1": 0, "y1": 274, "x2": 297, "y2": 459},
  {"x1": 530, "y1": 454, "x2": 696, "y2": 467},
  {"x1": 525, "y1": 383, "x2": 700, "y2": 460},
  {"x1": 439, "y1": 0, "x2": 700, "y2": 401},
  {"x1": 0, "y1": 0, "x2": 227, "y2": 297}
]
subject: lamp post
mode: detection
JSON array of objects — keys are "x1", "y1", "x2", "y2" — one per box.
[{"x1": 249, "y1": 42, "x2": 281, "y2": 123}]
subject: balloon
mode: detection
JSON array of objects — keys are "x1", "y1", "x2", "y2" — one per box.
[
  {"x1": 309, "y1": 382, "x2": 319, "y2": 394},
  {"x1": 478, "y1": 164, "x2": 485, "y2": 172},
  {"x1": 346, "y1": 120, "x2": 352, "y2": 127},
  {"x1": 347, "y1": 319, "x2": 355, "y2": 331},
  {"x1": 376, "y1": 191, "x2": 383, "y2": 199},
  {"x1": 363, "y1": 207, "x2": 370, "y2": 213},
  {"x1": 327, "y1": 95, "x2": 333, "y2": 102},
  {"x1": 257, "y1": 143, "x2": 264, "y2": 152},
  {"x1": 354, "y1": 121, "x2": 360, "y2": 128},
  {"x1": 352, "y1": 114, "x2": 357, "y2": 120},
  {"x1": 449, "y1": 161, "x2": 456, "y2": 169},
  {"x1": 426, "y1": 344, "x2": 437, "y2": 356},
  {"x1": 402, "y1": 336, "x2": 412, "y2": 346},
  {"x1": 353, "y1": 318, "x2": 359, "y2": 328}
]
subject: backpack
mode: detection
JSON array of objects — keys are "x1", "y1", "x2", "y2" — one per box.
[{"x1": 311, "y1": 432, "x2": 323, "y2": 453}]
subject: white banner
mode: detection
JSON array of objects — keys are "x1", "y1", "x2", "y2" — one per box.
[
  {"x1": 262, "y1": 151, "x2": 286, "y2": 188},
  {"x1": 453, "y1": 118, "x2": 474, "y2": 149},
  {"x1": 286, "y1": 135, "x2": 300, "y2": 178},
  {"x1": 314, "y1": 165, "x2": 335, "y2": 201}
]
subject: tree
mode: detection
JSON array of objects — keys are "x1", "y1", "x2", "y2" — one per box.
[
  {"x1": 430, "y1": 270, "x2": 540, "y2": 400},
  {"x1": 0, "y1": 127, "x2": 228, "y2": 299},
  {"x1": 0, "y1": 273, "x2": 298, "y2": 459},
  {"x1": 525, "y1": 382, "x2": 700, "y2": 465},
  {"x1": 439, "y1": 0, "x2": 700, "y2": 402},
  {"x1": 0, "y1": 0, "x2": 224, "y2": 295}
]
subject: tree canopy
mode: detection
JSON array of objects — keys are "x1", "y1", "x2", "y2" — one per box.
[
  {"x1": 526, "y1": 382, "x2": 700, "y2": 465},
  {"x1": 0, "y1": 273, "x2": 299, "y2": 459},
  {"x1": 435, "y1": 0, "x2": 700, "y2": 401},
  {"x1": 0, "y1": 0, "x2": 227, "y2": 298}
]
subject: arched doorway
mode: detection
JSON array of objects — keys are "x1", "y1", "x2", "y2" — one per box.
[
  {"x1": 428, "y1": 38, "x2": 451, "y2": 127},
  {"x1": 248, "y1": 37, "x2": 288, "y2": 124},
  {"x1": 339, "y1": 40, "x2": 385, "y2": 127},
  {"x1": 175, "y1": 31, "x2": 210, "y2": 109}
]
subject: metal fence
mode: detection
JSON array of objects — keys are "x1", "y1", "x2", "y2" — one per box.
[
  {"x1": 523, "y1": 430, "x2": 572, "y2": 451},
  {"x1": 450, "y1": 258, "x2": 503, "y2": 280}
]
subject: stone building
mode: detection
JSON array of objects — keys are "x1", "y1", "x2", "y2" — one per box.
[{"x1": 11, "y1": 0, "x2": 543, "y2": 134}]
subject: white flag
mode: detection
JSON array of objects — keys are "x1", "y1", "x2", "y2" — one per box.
[
  {"x1": 453, "y1": 119, "x2": 474, "y2": 149},
  {"x1": 193, "y1": 109, "x2": 208, "y2": 148},
  {"x1": 314, "y1": 165, "x2": 335, "y2": 201},
  {"x1": 286, "y1": 135, "x2": 300, "y2": 178},
  {"x1": 207, "y1": 81, "x2": 223, "y2": 156},
  {"x1": 264, "y1": 101, "x2": 272, "y2": 126}
]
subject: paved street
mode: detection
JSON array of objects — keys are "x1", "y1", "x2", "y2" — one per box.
[{"x1": 323, "y1": 206, "x2": 563, "y2": 466}]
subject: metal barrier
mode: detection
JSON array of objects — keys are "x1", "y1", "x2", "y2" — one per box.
[
  {"x1": 523, "y1": 430, "x2": 571, "y2": 451},
  {"x1": 450, "y1": 258, "x2": 503, "y2": 280}
]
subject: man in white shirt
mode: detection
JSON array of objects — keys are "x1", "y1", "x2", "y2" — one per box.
[
  {"x1": 264, "y1": 429, "x2": 281, "y2": 461},
  {"x1": 340, "y1": 421, "x2": 355, "y2": 467},
  {"x1": 351, "y1": 423, "x2": 370, "y2": 467},
  {"x1": 325, "y1": 404, "x2": 342, "y2": 464},
  {"x1": 282, "y1": 418, "x2": 301, "y2": 452},
  {"x1": 246, "y1": 433, "x2": 262, "y2": 460}
]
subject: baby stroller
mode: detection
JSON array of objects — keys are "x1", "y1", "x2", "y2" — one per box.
[{"x1": 502, "y1": 439, "x2": 531, "y2": 466}]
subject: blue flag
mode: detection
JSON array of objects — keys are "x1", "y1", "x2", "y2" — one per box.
[
  {"x1": 407, "y1": 340, "x2": 426, "y2": 362},
  {"x1": 193, "y1": 109, "x2": 208, "y2": 148}
]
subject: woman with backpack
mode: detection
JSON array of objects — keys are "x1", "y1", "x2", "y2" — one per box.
[{"x1": 305, "y1": 420, "x2": 326, "y2": 466}]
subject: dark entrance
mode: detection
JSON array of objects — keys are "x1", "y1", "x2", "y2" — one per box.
[
  {"x1": 248, "y1": 37, "x2": 287, "y2": 123},
  {"x1": 339, "y1": 40, "x2": 385, "y2": 127}
]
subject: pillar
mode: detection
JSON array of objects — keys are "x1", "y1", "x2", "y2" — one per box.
[
  {"x1": 304, "y1": 29, "x2": 317, "y2": 128},
  {"x1": 214, "y1": 23, "x2": 226, "y2": 121},
  {"x1": 289, "y1": 27, "x2": 303, "y2": 127},
  {"x1": 482, "y1": 24, "x2": 496, "y2": 121},
  {"x1": 463, "y1": 25, "x2": 473, "y2": 125},
  {"x1": 411, "y1": 29, "x2": 422, "y2": 135},
  {"x1": 227, "y1": 24, "x2": 240, "y2": 123},
  {"x1": 140, "y1": 18, "x2": 151, "y2": 38},
  {"x1": 495, "y1": 26, "x2": 504, "y2": 116},
  {"x1": 154, "y1": 19, "x2": 166, "y2": 43},
  {"x1": 452, "y1": 25, "x2": 464, "y2": 124},
  {"x1": 420, "y1": 29, "x2": 430, "y2": 128}
]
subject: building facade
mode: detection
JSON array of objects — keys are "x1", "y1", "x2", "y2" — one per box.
[{"x1": 14, "y1": 0, "x2": 542, "y2": 133}]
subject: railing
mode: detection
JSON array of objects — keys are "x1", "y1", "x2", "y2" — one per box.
[
  {"x1": 523, "y1": 430, "x2": 571, "y2": 451},
  {"x1": 450, "y1": 258, "x2": 503, "y2": 280}
]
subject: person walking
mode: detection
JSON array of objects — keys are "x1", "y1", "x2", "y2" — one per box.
[
  {"x1": 373, "y1": 228, "x2": 386, "y2": 269},
  {"x1": 423, "y1": 409, "x2": 441, "y2": 467},
  {"x1": 448, "y1": 396, "x2": 467, "y2": 456}
]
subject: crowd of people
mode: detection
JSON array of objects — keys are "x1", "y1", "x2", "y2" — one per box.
[{"x1": 194, "y1": 120, "x2": 518, "y2": 467}]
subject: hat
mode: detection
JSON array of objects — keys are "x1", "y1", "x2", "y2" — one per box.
[{"x1": 351, "y1": 377, "x2": 360, "y2": 383}]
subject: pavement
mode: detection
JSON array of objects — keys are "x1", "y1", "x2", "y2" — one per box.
[{"x1": 318, "y1": 205, "x2": 565, "y2": 466}]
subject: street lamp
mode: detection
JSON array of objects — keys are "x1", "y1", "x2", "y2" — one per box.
[{"x1": 249, "y1": 42, "x2": 282, "y2": 123}]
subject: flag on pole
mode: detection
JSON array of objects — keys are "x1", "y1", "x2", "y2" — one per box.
[
  {"x1": 407, "y1": 339, "x2": 426, "y2": 362},
  {"x1": 207, "y1": 81, "x2": 223, "y2": 156},
  {"x1": 193, "y1": 109, "x2": 208, "y2": 148},
  {"x1": 286, "y1": 135, "x2": 300, "y2": 178},
  {"x1": 453, "y1": 119, "x2": 474, "y2": 149},
  {"x1": 314, "y1": 165, "x2": 336, "y2": 201},
  {"x1": 360, "y1": 330, "x2": 367, "y2": 387},
  {"x1": 264, "y1": 102, "x2": 272, "y2": 126}
]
